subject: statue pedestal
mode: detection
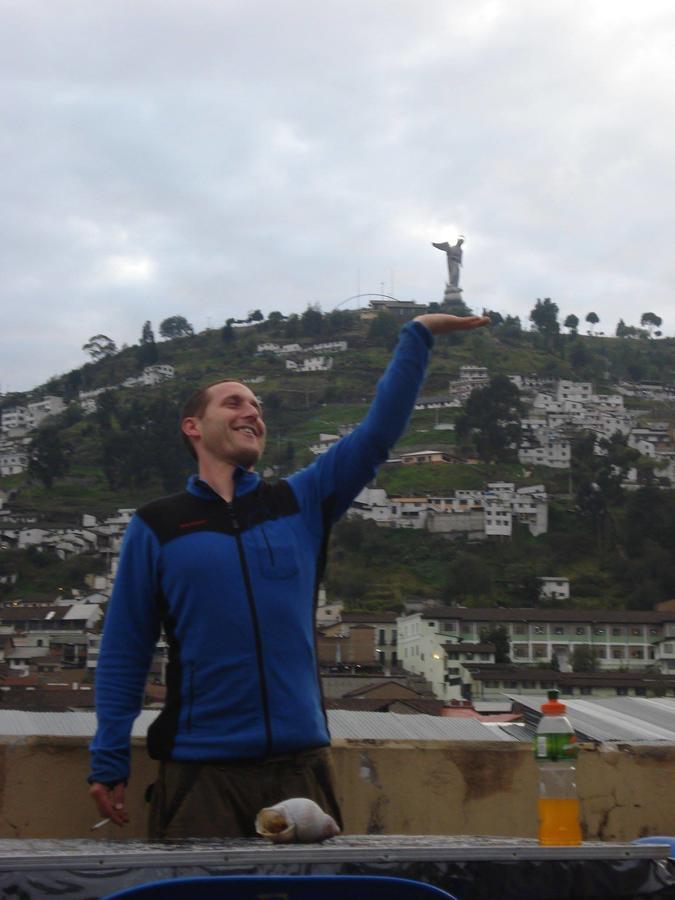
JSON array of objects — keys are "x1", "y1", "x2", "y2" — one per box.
[
  {"x1": 443, "y1": 285, "x2": 463, "y2": 305},
  {"x1": 441, "y1": 285, "x2": 471, "y2": 315}
]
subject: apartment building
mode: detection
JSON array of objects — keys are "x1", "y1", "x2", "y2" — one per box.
[{"x1": 397, "y1": 606, "x2": 675, "y2": 701}]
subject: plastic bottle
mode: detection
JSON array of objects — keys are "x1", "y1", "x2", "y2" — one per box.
[{"x1": 535, "y1": 689, "x2": 582, "y2": 846}]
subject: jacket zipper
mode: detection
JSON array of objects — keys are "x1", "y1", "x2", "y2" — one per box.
[{"x1": 228, "y1": 501, "x2": 273, "y2": 756}]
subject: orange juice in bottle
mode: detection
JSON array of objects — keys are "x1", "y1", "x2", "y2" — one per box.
[{"x1": 535, "y1": 690, "x2": 581, "y2": 846}]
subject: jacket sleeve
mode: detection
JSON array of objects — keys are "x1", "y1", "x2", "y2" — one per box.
[
  {"x1": 287, "y1": 320, "x2": 433, "y2": 527},
  {"x1": 88, "y1": 516, "x2": 161, "y2": 785}
]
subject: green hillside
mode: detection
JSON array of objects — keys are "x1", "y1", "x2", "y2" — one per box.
[{"x1": 1, "y1": 309, "x2": 674, "y2": 610}]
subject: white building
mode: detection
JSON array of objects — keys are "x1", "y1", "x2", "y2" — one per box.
[
  {"x1": 0, "y1": 444, "x2": 29, "y2": 476},
  {"x1": 556, "y1": 381, "x2": 593, "y2": 403},
  {"x1": 285, "y1": 357, "x2": 333, "y2": 373},
  {"x1": 539, "y1": 577, "x2": 571, "y2": 601}
]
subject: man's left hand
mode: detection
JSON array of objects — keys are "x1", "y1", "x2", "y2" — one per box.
[{"x1": 413, "y1": 313, "x2": 490, "y2": 335}]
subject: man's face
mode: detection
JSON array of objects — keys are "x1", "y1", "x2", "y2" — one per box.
[{"x1": 186, "y1": 382, "x2": 266, "y2": 469}]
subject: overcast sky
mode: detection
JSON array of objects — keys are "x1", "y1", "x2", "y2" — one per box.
[{"x1": 2, "y1": 0, "x2": 674, "y2": 393}]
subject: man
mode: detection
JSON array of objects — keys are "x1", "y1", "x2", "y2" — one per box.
[{"x1": 88, "y1": 312, "x2": 489, "y2": 838}]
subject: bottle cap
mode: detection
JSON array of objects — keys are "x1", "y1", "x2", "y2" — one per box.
[{"x1": 541, "y1": 688, "x2": 566, "y2": 714}]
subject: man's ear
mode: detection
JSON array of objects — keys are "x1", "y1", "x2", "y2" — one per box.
[{"x1": 181, "y1": 417, "x2": 200, "y2": 440}]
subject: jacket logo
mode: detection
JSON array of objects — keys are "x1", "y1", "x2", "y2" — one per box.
[{"x1": 179, "y1": 519, "x2": 208, "y2": 529}]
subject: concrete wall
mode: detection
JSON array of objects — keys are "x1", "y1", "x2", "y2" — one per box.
[{"x1": 0, "y1": 737, "x2": 673, "y2": 842}]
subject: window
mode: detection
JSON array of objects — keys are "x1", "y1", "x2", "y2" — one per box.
[
  {"x1": 593, "y1": 627, "x2": 605, "y2": 636},
  {"x1": 448, "y1": 651, "x2": 459, "y2": 660},
  {"x1": 554, "y1": 626, "x2": 564, "y2": 635},
  {"x1": 391, "y1": 652, "x2": 398, "y2": 665},
  {"x1": 580, "y1": 686, "x2": 592, "y2": 695},
  {"x1": 612, "y1": 627, "x2": 622, "y2": 636},
  {"x1": 427, "y1": 622, "x2": 435, "y2": 627},
  {"x1": 378, "y1": 630, "x2": 385, "y2": 645},
  {"x1": 664, "y1": 644, "x2": 674, "y2": 654},
  {"x1": 462, "y1": 625, "x2": 472, "y2": 634},
  {"x1": 629, "y1": 648, "x2": 644, "y2": 659},
  {"x1": 445, "y1": 623, "x2": 455, "y2": 632},
  {"x1": 649, "y1": 627, "x2": 659, "y2": 635},
  {"x1": 616, "y1": 687, "x2": 628, "y2": 696},
  {"x1": 634, "y1": 687, "x2": 646, "y2": 697},
  {"x1": 514, "y1": 624, "x2": 526, "y2": 635},
  {"x1": 463, "y1": 652, "x2": 474, "y2": 661},
  {"x1": 534, "y1": 625, "x2": 545, "y2": 634},
  {"x1": 576, "y1": 627, "x2": 585, "y2": 635},
  {"x1": 631, "y1": 627, "x2": 642, "y2": 636},
  {"x1": 611, "y1": 647, "x2": 625, "y2": 659}
]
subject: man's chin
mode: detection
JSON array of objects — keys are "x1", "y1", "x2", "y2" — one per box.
[{"x1": 234, "y1": 447, "x2": 263, "y2": 470}]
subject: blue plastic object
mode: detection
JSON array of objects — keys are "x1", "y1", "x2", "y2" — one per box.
[
  {"x1": 631, "y1": 836, "x2": 675, "y2": 859},
  {"x1": 104, "y1": 873, "x2": 458, "y2": 899}
]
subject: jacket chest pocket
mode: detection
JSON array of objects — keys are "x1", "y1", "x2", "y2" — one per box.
[{"x1": 253, "y1": 522, "x2": 300, "y2": 580}]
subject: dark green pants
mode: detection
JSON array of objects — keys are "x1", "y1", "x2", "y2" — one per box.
[{"x1": 147, "y1": 746, "x2": 342, "y2": 840}]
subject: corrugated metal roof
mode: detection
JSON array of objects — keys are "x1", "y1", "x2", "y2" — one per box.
[
  {"x1": 326, "y1": 710, "x2": 516, "y2": 741},
  {"x1": 506, "y1": 694, "x2": 675, "y2": 743},
  {"x1": 0, "y1": 710, "x2": 158, "y2": 737},
  {"x1": 0, "y1": 709, "x2": 515, "y2": 742},
  {"x1": 3, "y1": 699, "x2": 671, "y2": 744}
]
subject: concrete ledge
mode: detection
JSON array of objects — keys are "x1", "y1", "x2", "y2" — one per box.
[{"x1": 0, "y1": 737, "x2": 672, "y2": 840}]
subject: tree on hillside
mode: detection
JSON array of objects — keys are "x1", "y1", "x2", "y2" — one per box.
[
  {"x1": 640, "y1": 312, "x2": 662, "y2": 338},
  {"x1": 284, "y1": 314, "x2": 300, "y2": 338},
  {"x1": 563, "y1": 314, "x2": 579, "y2": 334},
  {"x1": 482, "y1": 309, "x2": 504, "y2": 326},
  {"x1": 500, "y1": 315, "x2": 523, "y2": 341},
  {"x1": 455, "y1": 375, "x2": 523, "y2": 462},
  {"x1": 442, "y1": 552, "x2": 494, "y2": 604},
  {"x1": 585, "y1": 311, "x2": 599, "y2": 334},
  {"x1": 247, "y1": 309, "x2": 264, "y2": 323},
  {"x1": 159, "y1": 315, "x2": 194, "y2": 339},
  {"x1": 529, "y1": 298, "x2": 560, "y2": 346},
  {"x1": 28, "y1": 425, "x2": 71, "y2": 489},
  {"x1": 367, "y1": 311, "x2": 400, "y2": 350},
  {"x1": 479, "y1": 625, "x2": 511, "y2": 663},
  {"x1": 82, "y1": 334, "x2": 117, "y2": 361},
  {"x1": 221, "y1": 320, "x2": 236, "y2": 343},
  {"x1": 138, "y1": 320, "x2": 158, "y2": 366},
  {"x1": 267, "y1": 310, "x2": 285, "y2": 326},
  {"x1": 571, "y1": 645, "x2": 600, "y2": 673},
  {"x1": 571, "y1": 429, "x2": 640, "y2": 553},
  {"x1": 300, "y1": 304, "x2": 324, "y2": 337}
]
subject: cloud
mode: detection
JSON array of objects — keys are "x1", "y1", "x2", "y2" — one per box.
[{"x1": 1, "y1": 1, "x2": 674, "y2": 391}]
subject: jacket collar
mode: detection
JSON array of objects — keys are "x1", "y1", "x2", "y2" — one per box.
[{"x1": 186, "y1": 468, "x2": 260, "y2": 501}]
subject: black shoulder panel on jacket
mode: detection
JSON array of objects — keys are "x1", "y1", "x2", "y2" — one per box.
[{"x1": 136, "y1": 481, "x2": 300, "y2": 546}]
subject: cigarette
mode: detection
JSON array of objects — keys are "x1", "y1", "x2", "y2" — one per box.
[{"x1": 91, "y1": 817, "x2": 111, "y2": 830}]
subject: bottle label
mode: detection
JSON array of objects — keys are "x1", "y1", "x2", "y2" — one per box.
[{"x1": 535, "y1": 731, "x2": 577, "y2": 761}]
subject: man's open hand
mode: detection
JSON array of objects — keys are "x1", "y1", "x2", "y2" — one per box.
[
  {"x1": 89, "y1": 781, "x2": 129, "y2": 827},
  {"x1": 413, "y1": 313, "x2": 490, "y2": 335}
]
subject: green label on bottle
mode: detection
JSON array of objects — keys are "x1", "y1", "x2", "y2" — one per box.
[{"x1": 535, "y1": 732, "x2": 577, "y2": 761}]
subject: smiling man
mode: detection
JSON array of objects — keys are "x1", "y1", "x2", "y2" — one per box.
[{"x1": 88, "y1": 312, "x2": 489, "y2": 839}]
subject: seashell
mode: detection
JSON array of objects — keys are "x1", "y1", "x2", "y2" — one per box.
[{"x1": 255, "y1": 797, "x2": 340, "y2": 843}]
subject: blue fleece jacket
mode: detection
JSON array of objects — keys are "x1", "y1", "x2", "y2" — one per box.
[{"x1": 89, "y1": 321, "x2": 433, "y2": 785}]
